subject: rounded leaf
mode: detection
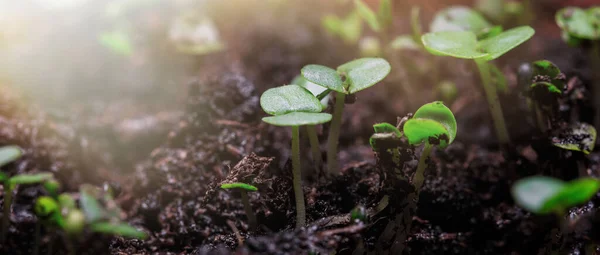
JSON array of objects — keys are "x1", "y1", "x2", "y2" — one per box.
[
  {"x1": 541, "y1": 178, "x2": 600, "y2": 214},
  {"x1": 337, "y1": 58, "x2": 391, "y2": 94},
  {"x1": 403, "y1": 119, "x2": 450, "y2": 147},
  {"x1": 260, "y1": 85, "x2": 324, "y2": 116},
  {"x1": 220, "y1": 182, "x2": 258, "y2": 191},
  {"x1": 262, "y1": 112, "x2": 332, "y2": 127},
  {"x1": 477, "y1": 26, "x2": 535, "y2": 61},
  {"x1": 430, "y1": 6, "x2": 492, "y2": 34},
  {"x1": 301, "y1": 65, "x2": 345, "y2": 93},
  {"x1": 556, "y1": 7, "x2": 600, "y2": 40},
  {"x1": 0, "y1": 145, "x2": 22, "y2": 168},
  {"x1": 414, "y1": 101, "x2": 457, "y2": 144},
  {"x1": 511, "y1": 176, "x2": 565, "y2": 214},
  {"x1": 421, "y1": 31, "x2": 488, "y2": 59}
]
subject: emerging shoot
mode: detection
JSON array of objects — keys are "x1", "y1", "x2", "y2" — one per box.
[{"x1": 221, "y1": 182, "x2": 259, "y2": 230}]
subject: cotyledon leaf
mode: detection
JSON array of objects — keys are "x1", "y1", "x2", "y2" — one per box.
[
  {"x1": 260, "y1": 85, "x2": 324, "y2": 116},
  {"x1": 262, "y1": 112, "x2": 332, "y2": 127},
  {"x1": 337, "y1": 58, "x2": 391, "y2": 94}
]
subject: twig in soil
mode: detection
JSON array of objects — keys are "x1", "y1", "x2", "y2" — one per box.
[{"x1": 227, "y1": 220, "x2": 244, "y2": 246}]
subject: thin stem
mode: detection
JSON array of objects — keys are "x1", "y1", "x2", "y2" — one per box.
[
  {"x1": 327, "y1": 92, "x2": 346, "y2": 175},
  {"x1": 34, "y1": 221, "x2": 40, "y2": 255},
  {"x1": 1, "y1": 183, "x2": 12, "y2": 243},
  {"x1": 292, "y1": 126, "x2": 306, "y2": 228},
  {"x1": 474, "y1": 59, "x2": 510, "y2": 144},
  {"x1": 240, "y1": 190, "x2": 257, "y2": 230},
  {"x1": 535, "y1": 103, "x2": 547, "y2": 132},
  {"x1": 306, "y1": 125, "x2": 322, "y2": 174},
  {"x1": 413, "y1": 143, "x2": 433, "y2": 192}
]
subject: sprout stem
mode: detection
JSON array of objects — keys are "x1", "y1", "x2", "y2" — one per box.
[
  {"x1": 240, "y1": 190, "x2": 257, "y2": 230},
  {"x1": 1, "y1": 183, "x2": 12, "y2": 243},
  {"x1": 306, "y1": 125, "x2": 322, "y2": 174},
  {"x1": 327, "y1": 92, "x2": 346, "y2": 175},
  {"x1": 534, "y1": 103, "x2": 547, "y2": 132},
  {"x1": 475, "y1": 58, "x2": 510, "y2": 144},
  {"x1": 291, "y1": 126, "x2": 306, "y2": 228},
  {"x1": 413, "y1": 143, "x2": 433, "y2": 191}
]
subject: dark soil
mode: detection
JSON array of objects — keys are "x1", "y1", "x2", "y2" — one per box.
[{"x1": 2, "y1": 0, "x2": 600, "y2": 254}]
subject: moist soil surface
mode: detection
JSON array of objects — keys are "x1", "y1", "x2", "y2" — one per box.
[{"x1": 1, "y1": 1, "x2": 600, "y2": 254}]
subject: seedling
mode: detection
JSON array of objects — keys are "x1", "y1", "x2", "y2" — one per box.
[
  {"x1": 421, "y1": 26, "x2": 535, "y2": 144},
  {"x1": 260, "y1": 85, "x2": 333, "y2": 228},
  {"x1": 301, "y1": 58, "x2": 391, "y2": 174},
  {"x1": 430, "y1": 6, "x2": 502, "y2": 40},
  {"x1": 551, "y1": 122, "x2": 597, "y2": 155},
  {"x1": 522, "y1": 60, "x2": 565, "y2": 131},
  {"x1": 0, "y1": 146, "x2": 54, "y2": 243},
  {"x1": 221, "y1": 182, "x2": 259, "y2": 230}
]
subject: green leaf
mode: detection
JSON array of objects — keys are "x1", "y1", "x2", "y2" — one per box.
[
  {"x1": 511, "y1": 176, "x2": 566, "y2": 214},
  {"x1": 541, "y1": 178, "x2": 600, "y2": 214},
  {"x1": 58, "y1": 194, "x2": 76, "y2": 210},
  {"x1": 99, "y1": 30, "x2": 133, "y2": 56},
  {"x1": 80, "y1": 184, "x2": 105, "y2": 223},
  {"x1": 556, "y1": 7, "x2": 600, "y2": 40},
  {"x1": 260, "y1": 85, "x2": 324, "y2": 116},
  {"x1": 373, "y1": 122, "x2": 401, "y2": 136},
  {"x1": 421, "y1": 31, "x2": 488, "y2": 58},
  {"x1": 531, "y1": 60, "x2": 565, "y2": 89},
  {"x1": 0, "y1": 145, "x2": 22, "y2": 168},
  {"x1": 552, "y1": 122, "x2": 596, "y2": 154},
  {"x1": 90, "y1": 222, "x2": 148, "y2": 239},
  {"x1": 35, "y1": 196, "x2": 65, "y2": 228},
  {"x1": 403, "y1": 101, "x2": 457, "y2": 148},
  {"x1": 354, "y1": 0, "x2": 381, "y2": 32},
  {"x1": 341, "y1": 11, "x2": 364, "y2": 44},
  {"x1": 377, "y1": 0, "x2": 392, "y2": 28},
  {"x1": 220, "y1": 182, "x2": 258, "y2": 191},
  {"x1": 530, "y1": 82, "x2": 561, "y2": 94},
  {"x1": 322, "y1": 15, "x2": 343, "y2": 37},
  {"x1": 301, "y1": 65, "x2": 345, "y2": 93},
  {"x1": 337, "y1": 58, "x2": 391, "y2": 94},
  {"x1": 390, "y1": 35, "x2": 420, "y2": 51},
  {"x1": 9, "y1": 173, "x2": 53, "y2": 185},
  {"x1": 262, "y1": 112, "x2": 332, "y2": 127},
  {"x1": 477, "y1": 26, "x2": 535, "y2": 60},
  {"x1": 292, "y1": 75, "x2": 330, "y2": 107},
  {"x1": 430, "y1": 6, "x2": 493, "y2": 34},
  {"x1": 478, "y1": 26, "x2": 504, "y2": 40}
]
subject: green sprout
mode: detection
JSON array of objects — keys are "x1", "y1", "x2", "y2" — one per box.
[
  {"x1": 0, "y1": 145, "x2": 54, "y2": 243},
  {"x1": 522, "y1": 60, "x2": 565, "y2": 131},
  {"x1": 403, "y1": 101, "x2": 457, "y2": 191},
  {"x1": 260, "y1": 85, "x2": 332, "y2": 228},
  {"x1": 221, "y1": 182, "x2": 259, "y2": 230},
  {"x1": 421, "y1": 26, "x2": 535, "y2": 144},
  {"x1": 301, "y1": 58, "x2": 391, "y2": 174}
]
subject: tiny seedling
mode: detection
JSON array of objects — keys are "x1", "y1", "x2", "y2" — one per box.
[
  {"x1": 221, "y1": 182, "x2": 259, "y2": 230},
  {"x1": 0, "y1": 145, "x2": 54, "y2": 243},
  {"x1": 522, "y1": 60, "x2": 565, "y2": 131},
  {"x1": 260, "y1": 85, "x2": 333, "y2": 228},
  {"x1": 421, "y1": 26, "x2": 535, "y2": 144},
  {"x1": 301, "y1": 58, "x2": 391, "y2": 174},
  {"x1": 403, "y1": 101, "x2": 457, "y2": 191}
]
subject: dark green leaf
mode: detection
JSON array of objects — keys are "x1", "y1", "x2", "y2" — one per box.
[
  {"x1": 9, "y1": 173, "x2": 53, "y2": 185},
  {"x1": 91, "y1": 222, "x2": 148, "y2": 239},
  {"x1": 262, "y1": 112, "x2": 332, "y2": 127},
  {"x1": 260, "y1": 85, "x2": 324, "y2": 116},
  {"x1": 0, "y1": 145, "x2": 22, "y2": 168},
  {"x1": 552, "y1": 122, "x2": 596, "y2": 154},
  {"x1": 220, "y1": 182, "x2": 258, "y2": 191},
  {"x1": 511, "y1": 176, "x2": 565, "y2": 214},
  {"x1": 301, "y1": 65, "x2": 345, "y2": 93},
  {"x1": 337, "y1": 58, "x2": 391, "y2": 94}
]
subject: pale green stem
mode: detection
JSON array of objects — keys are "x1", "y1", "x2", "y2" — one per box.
[
  {"x1": 1, "y1": 183, "x2": 12, "y2": 243},
  {"x1": 327, "y1": 92, "x2": 346, "y2": 175},
  {"x1": 306, "y1": 125, "x2": 322, "y2": 173},
  {"x1": 292, "y1": 126, "x2": 305, "y2": 228},
  {"x1": 240, "y1": 190, "x2": 257, "y2": 230},
  {"x1": 413, "y1": 144, "x2": 433, "y2": 192},
  {"x1": 475, "y1": 59, "x2": 510, "y2": 144}
]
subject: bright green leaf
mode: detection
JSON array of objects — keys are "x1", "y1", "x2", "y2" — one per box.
[
  {"x1": 99, "y1": 30, "x2": 133, "y2": 56},
  {"x1": 220, "y1": 182, "x2": 258, "y2": 191},
  {"x1": 301, "y1": 65, "x2": 345, "y2": 93},
  {"x1": 430, "y1": 6, "x2": 493, "y2": 34},
  {"x1": 541, "y1": 178, "x2": 600, "y2": 214},
  {"x1": 421, "y1": 31, "x2": 488, "y2": 59},
  {"x1": 403, "y1": 101, "x2": 457, "y2": 148},
  {"x1": 260, "y1": 85, "x2": 324, "y2": 116},
  {"x1": 262, "y1": 112, "x2": 332, "y2": 127},
  {"x1": 354, "y1": 0, "x2": 381, "y2": 32},
  {"x1": 9, "y1": 173, "x2": 53, "y2": 185},
  {"x1": 552, "y1": 122, "x2": 596, "y2": 154},
  {"x1": 373, "y1": 122, "x2": 401, "y2": 136},
  {"x1": 556, "y1": 7, "x2": 600, "y2": 40},
  {"x1": 477, "y1": 26, "x2": 535, "y2": 61},
  {"x1": 91, "y1": 222, "x2": 148, "y2": 239},
  {"x1": 337, "y1": 58, "x2": 391, "y2": 94},
  {"x1": 0, "y1": 145, "x2": 22, "y2": 168},
  {"x1": 511, "y1": 176, "x2": 565, "y2": 214}
]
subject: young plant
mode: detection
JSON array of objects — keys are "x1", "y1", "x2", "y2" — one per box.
[
  {"x1": 260, "y1": 85, "x2": 333, "y2": 228},
  {"x1": 430, "y1": 6, "x2": 502, "y2": 40},
  {"x1": 421, "y1": 26, "x2": 535, "y2": 144},
  {"x1": 551, "y1": 122, "x2": 597, "y2": 155},
  {"x1": 522, "y1": 60, "x2": 565, "y2": 131},
  {"x1": 221, "y1": 182, "x2": 259, "y2": 230},
  {"x1": 512, "y1": 176, "x2": 600, "y2": 252},
  {"x1": 556, "y1": 7, "x2": 600, "y2": 130},
  {"x1": 301, "y1": 58, "x2": 391, "y2": 174},
  {"x1": 0, "y1": 145, "x2": 54, "y2": 243}
]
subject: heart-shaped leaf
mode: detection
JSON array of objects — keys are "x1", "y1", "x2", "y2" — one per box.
[
  {"x1": 260, "y1": 85, "x2": 324, "y2": 116},
  {"x1": 552, "y1": 122, "x2": 596, "y2": 154},
  {"x1": 511, "y1": 176, "x2": 565, "y2": 214},
  {"x1": 541, "y1": 178, "x2": 600, "y2": 214},
  {"x1": 0, "y1": 146, "x2": 22, "y2": 168},
  {"x1": 9, "y1": 173, "x2": 53, "y2": 185},
  {"x1": 430, "y1": 6, "x2": 493, "y2": 35},
  {"x1": 301, "y1": 65, "x2": 345, "y2": 93},
  {"x1": 354, "y1": 0, "x2": 381, "y2": 32},
  {"x1": 337, "y1": 58, "x2": 391, "y2": 94},
  {"x1": 403, "y1": 101, "x2": 457, "y2": 148},
  {"x1": 421, "y1": 26, "x2": 534, "y2": 61},
  {"x1": 262, "y1": 112, "x2": 332, "y2": 127},
  {"x1": 556, "y1": 7, "x2": 600, "y2": 40}
]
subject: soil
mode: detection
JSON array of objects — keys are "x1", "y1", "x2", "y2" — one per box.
[{"x1": 1, "y1": 0, "x2": 600, "y2": 254}]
